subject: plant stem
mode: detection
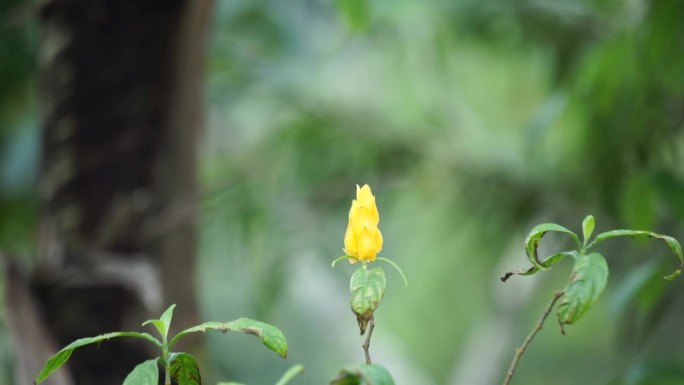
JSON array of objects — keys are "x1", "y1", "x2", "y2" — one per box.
[
  {"x1": 162, "y1": 339, "x2": 171, "y2": 385},
  {"x1": 503, "y1": 291, "x2": 564, "y2": 385},
  {"x1": 363, "y1": 317, "x2": 376, "y2": 365}
]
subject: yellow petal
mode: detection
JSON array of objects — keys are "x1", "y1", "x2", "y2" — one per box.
[
  {"x1": 351, "y1": 207, "x2": 376, "y2": 234},
  {"x1": 356, "y1": 184, "x2": 375, "y2": 209},
  {"x1": 374, "y1": 228, "x2": 383, "y2": 253},
  {"x1": 348, "y1": 199, "x2": 358, "y2": 219},
  {"x1": 370, "y1": 202, "x2": 379, "y2": 224},
  {"x1": 344, "y1": 221, "x2": 358, "y2": 257},
  {"x1": 358, "y1": 228, "x2": 377, "y2": 262}
]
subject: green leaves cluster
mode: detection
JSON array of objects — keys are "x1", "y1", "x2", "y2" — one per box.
[
  {"x1": 35, "y1": 305, "x2": 294, "y2": 385},
  {"x1": 503, "y1": 215, "x2": 683, "y2": 330}
]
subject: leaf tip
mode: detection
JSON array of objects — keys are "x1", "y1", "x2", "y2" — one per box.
[{"x1": 665, "y1": 269, "x2": 682, "y2": 280}]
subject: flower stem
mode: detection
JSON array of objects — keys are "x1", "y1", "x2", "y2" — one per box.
[
  {"x1": 362, "y1": 317, "x2": 376, "y2": 365},
  {"x1": 503, "y1": 291, "x2": 564, "y2": 385}
]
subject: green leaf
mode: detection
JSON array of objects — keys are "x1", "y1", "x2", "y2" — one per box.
[
  {"x1": 501, "y1": 251, "x2": 577, "y2": 282},
  {"x1": 557, "y1": 253, "x2": 609, "y2": 329},
  {"x1": 350, "y1": 267, "x2": 386, "y2": 334},
  {"x1": 35, "y1": 332, "x2": 161, "y2": 384},
  {"x1": 275, "y1": 364, "x2": 304, "y2": 385},
  {"x1": 122, "y1": 359, "x2": 159, "y2": 385},
  {"x1": 582, "y1": 215, "x2": 595, "y2": 247},
  {"x1": 330, "y1": 364, "x2": 395, "y2": 385},
  {"x1": 335, "y1": 0, "x2": 369, "y2": 32},
  {"x1": 169, "y1": 352, "x2": 201, "y2": 385},
  {"x1": 332, "y1": 255, "x2": 357, "y2": 268},
  {"x1": 375, "y1": 257, "x2": 408, "y2": 286},
  {"x1": 169, "y1": 319, "x2": 287, "y2": 358},
  {"x1": 524, "y1": 223, "x2": 581, "y2": 270},
  {"x1": 588, "y1": 230, "x2": 683, "y2": 280},
  {"x1": 143, "y1": 304, "x2": 176, "y2": 341}
]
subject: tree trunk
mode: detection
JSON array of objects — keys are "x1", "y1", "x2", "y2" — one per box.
[{"x1": 6, "y1": 1, "x2": 213, "y2": 384}]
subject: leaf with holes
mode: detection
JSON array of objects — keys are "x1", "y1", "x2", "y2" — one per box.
[{"x1": 557, "y1": 253, "x2": 609, "y2": 329}]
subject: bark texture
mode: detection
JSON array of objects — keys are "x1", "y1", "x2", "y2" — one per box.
[{"x1": 5, "y1": 0, "x2": 213, "y2": 384}]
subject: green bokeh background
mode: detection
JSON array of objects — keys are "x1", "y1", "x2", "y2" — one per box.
[{"x1": 3, "y1": 0, "x2": 684, "y2": 384}]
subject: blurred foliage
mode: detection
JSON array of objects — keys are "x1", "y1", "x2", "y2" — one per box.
[
  {"x1": 0, "y1": 2, "x2": 38, "y2": 384},
  {"x1": 200, "y1": 0, "x2": 684, "y2": 384},
  {"x1": 0, "y1": 0, "x2": 38, "y2": 257},
  {"x1": 2, "y1": 0, "x2": 684, "y2": 384}
]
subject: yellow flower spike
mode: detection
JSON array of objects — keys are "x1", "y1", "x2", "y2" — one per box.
[
  {"x1": 332, "y1": 184, "x2": 407, "y2": 286},
  {"x1": 344, "y1": 184, "x2": 383, "y2": 263}
]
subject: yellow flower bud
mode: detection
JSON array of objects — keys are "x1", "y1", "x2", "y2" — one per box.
[{"x1": 344, "y1": 184, "x2": 383, "y2": 262}]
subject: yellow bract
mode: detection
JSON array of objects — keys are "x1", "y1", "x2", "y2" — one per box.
[{"x1": 344, "y1": 184, "x2": 383, "y2": 263}]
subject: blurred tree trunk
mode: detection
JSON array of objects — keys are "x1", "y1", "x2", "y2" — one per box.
[{"x1": 6, "y1": 1, "x2": 213, "y2": 384}]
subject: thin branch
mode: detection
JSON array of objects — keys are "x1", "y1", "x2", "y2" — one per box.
[
  {"x1": 362, "y1": 317, "x2": 376, "y2": 365},
  {"x1": 503, "y1": 291, "x2": 564, "y2": 385}
]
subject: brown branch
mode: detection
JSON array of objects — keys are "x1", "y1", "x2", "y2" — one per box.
[
  {"x1": 503, "y1": 291, "x2": 564, "y2": 385},
  {"x1": 362, "y1": 317, "x2": 376, "y2": 365}
]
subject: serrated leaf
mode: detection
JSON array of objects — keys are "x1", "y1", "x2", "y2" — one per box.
[
  {"x1": 275, "y1": 364, "x2": 304, "y2": 385},
  {"x1": 35, "y1": 332, "x2": 161, "y2": 384},
  {"x1": 501, "y1": 251, "x2": 577, "y2": 282},
  {"x1": 557, "y1": 253, "x2": 609, "y2": 328},
  {"x1": 524, "y1": 223, "x2": 581, "y2": 270},
  {"x1": 169, "y1": 352, "x2": 201, "y2": 385},
  {"x1": 582, "y1": 215, "x2": 595, "y2": 246},
  {"x1": 589, "y1": 230, "x2": 683, "y2": 279},
  {"x1": 143, "y1": 304, "x2": 176, "y2": 341},
  {"x1": 330, "y1": 364, "x2": 395, "y2": 385},
  {"x1": 169, "y1": 319, "x2": 287, "y2": 358},
  {"x1": 122, "y1": 359, "x2": 159, "y2": 385},
  {"x1": 350, "y1": 267, "x2": 386, "y2": 334}
]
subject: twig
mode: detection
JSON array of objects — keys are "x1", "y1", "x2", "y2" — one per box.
[
  {"x1": 362, "y1": 317, "x2": 376, "y2": 365},
  {"x1": 503, "y1": 291, "x2": 564, "y2": 385}
]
